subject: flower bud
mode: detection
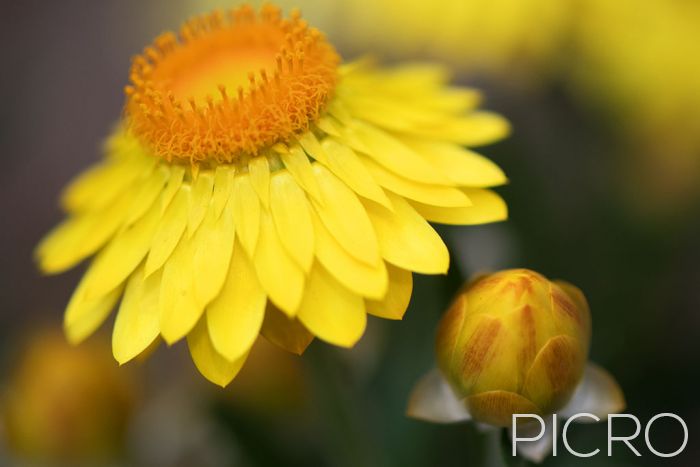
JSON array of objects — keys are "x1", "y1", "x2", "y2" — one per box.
[{"x1": 436, "y1": 269, "x2": 591, "y2": 426}]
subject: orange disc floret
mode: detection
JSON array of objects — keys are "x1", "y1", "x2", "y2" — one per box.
[{"x1": 124, "y1": 4, "x2": 340, "y2": 164}]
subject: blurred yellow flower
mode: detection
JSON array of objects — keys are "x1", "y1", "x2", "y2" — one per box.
[
  {"x1": 36, "y1": 4, "x2": 508, "y2": 387},
  {"x1": 408, "y1": 269, "x2": 625, "y2": 462},
  {"x1": 342, "y1": 0, "x2": 572, "y2": 78},
  {"x1": 180, "y1": 0, "x2": 572, "y2": 80},
  {"x1": 2, "y1": 330, "x2": 135, "y2": 463},
  {"x1": 571, "y1": 0, "x2": 700, "y2": 215}
]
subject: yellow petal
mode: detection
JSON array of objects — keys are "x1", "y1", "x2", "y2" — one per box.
[
  {"x1": 60, "y1": 162, "x2": 118, "y2": 212},
  {"x1": 64, "y1": 266, "x2": 124, "y2": 345},
  {"x1": 349, "y1": 123, "x2": 447, "y2": 184},
  {"x1": 145, "y1": 185, "x2": 191, "y2": 277},
  {"x1": 327, "y1": 99, "x2": 354, "y2": 127},
  {"x1": 207, "y1": 241, "x2": 266, "y2": 361},
  {"x1": 124, "y1": 165, "x2": 169, "y2": 226},
  {"x1": 232, "y1": 175, "x2": 260, "y2": 257},
  {"x1": 406, "y1": 88, "x2": 482, "y2": 114},
  {"x1": 410, "y1": 112, "x2": 510, "y2": 146},
  {"x1": 211, "y1": 165, "x2": 236, "y2": 218},
  {"x1": 297, "y1": 131, "x2": 329, "y2": 164},
  {"x1": 159, "y1": 165, "x2": 185, "y2": 213},
  {"x1": 192, "y1": 198, "x2": 236, "y2": 307},
  {"x1": 410, "y1": 189, "x2": 507, "y2": 225},
  {"x1": 270, "y1": 172, "x2": 314, "y2": 272},
  {"x1": 272, "y1": 142, "x2": 290, "y2": 154},
  {"x1": 467, "y1": 391, "x2": 540, "y2": 428},
  {"x1": 83, "y1": 202, "x2": 161, "y2": 300},
  {"x1": 134, "y1": 337, "x2": 161, "y2": 363},
  {"x1": 311, "y1": 164, "x2": 380, "y2": 266},
  {"x1": 36, "y1": 190, "x2": 136, "y2": 274},
  {"x1": 311, "y1": 208, "x2": 387, "y2": 300},
  {"x1": 522, "y1": 335, "x2": 584, "y2": 415},
  {"x1": 342, "y1": 95, "x2": 456, "y2": 133},
  {"x1": 112, "y1": 266, "x2": 162, "y2": 364},
  {"x1": 346, "y1": 63, "x2": 449, "y2": 90},
  {"x1": 363, "y1": 192, "x2": 449, "y2": 274},
  {"x1": 316, "y1": 115, "x2": 342, "y2": 137},
  {"x1": 253, "y1": 209, "x2": 304, "y2": 316},
  {"x1": 159, "y1": 234, "x2": 203, "y2": 344},
  {"x1": 187, "y1": 170, "x2": 214, "y2": 237},
  {"x1": 36, "y1": 217, "x2": 99, "y2": 274},
  {"x1": 248, "y1": 156, "x2": 271, "y2": 208},
  {"x1": 280, "y1": 145, "x2": 322, "y2": 202},
  {"x1": 366, "y1": 264, "x2": 413, "y2": 320},
  {"x1": 260, "y1": 305, "x2": 314, "y2": 355},
  {"x1": 320, "y1": 138, "x2": 392, "y2": 209},
  {"x1": 297, "y1": 264, "x2": 367, "y2": 348},
  {"x1": 404, "y1": 139, "x2": 507, "y2": 187},
  {"x1": 61, "y1": 156, "x2": 153, "y2": 213},
  {"x1": 187, "y1": 318, "x2": 249, "y2": 387},
  {"x1": 362, "y1": 157, "x2": 472, "y2": 207}
]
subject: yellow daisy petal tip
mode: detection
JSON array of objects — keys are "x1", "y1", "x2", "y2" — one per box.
[
  {"x1": 297, "y1": 265, "x2": 368, "y2": 348},
  {"x1": 366, "y1": 265, "x2": 413, "y2": 320},
  {"x1": 333, "y1": 333, "x2": 365, "y2": 349},
  {"x1": 112, "y1": 267, "x2": 161, "y2": 365},
  {"x1": 159, "y1": 331, "x2": 183, "y2": 347},
  {"x1": 112, "y1": 348, "x2": 131, "y2": 366},
  {"x1": 63, "y1": 325, "x2": 85, "y2": 346},
  {"x1": 187, "y1": 319, "x2": 249, "y2": 387}
]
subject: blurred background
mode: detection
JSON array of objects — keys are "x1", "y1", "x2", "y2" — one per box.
[{"x1": 1, "y1": 0, "x2": 699, "y2": 465}]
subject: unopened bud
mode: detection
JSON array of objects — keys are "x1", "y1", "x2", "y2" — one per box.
[{"x1": 436, "y1": 269, "x2": 591, "y2": 426}]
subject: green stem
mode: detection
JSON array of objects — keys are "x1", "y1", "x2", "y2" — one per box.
[
  {"x1": 481, "y1": 428, "x2": 531, "y2": 467},
  {"x1": 304, "y1": 346, "x2": 386, "y2": 467},
  {"x1": 483, "y1": 428, "x2": 507, "y2": 467}
]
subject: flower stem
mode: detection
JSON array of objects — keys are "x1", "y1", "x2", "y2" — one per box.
[
  {"x1": 482, "y1": 428, "x2": 531, "y2": 467},
  {"x1": 304, "y1": 345, "x2": 387, "y2": 467}
]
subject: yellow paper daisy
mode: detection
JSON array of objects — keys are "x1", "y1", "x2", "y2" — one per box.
[{"x1": 36, "y1": 4, "x2": 509, "y2": 387}]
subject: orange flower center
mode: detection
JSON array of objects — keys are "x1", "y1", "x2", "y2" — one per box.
[{"x1": 125, "y1": 5, "x2": 340, "y2": 164}]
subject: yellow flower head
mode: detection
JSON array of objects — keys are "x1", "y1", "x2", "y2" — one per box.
[
  {"x1": 3, "y1": 330, "x2": 135, "y2": 463},
  {"x1": 36, "y1": 4, "x2": 509, "y2": 386},
  {"x1": 435, "y1": 269, "x2": 591, "y2": 426}
]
